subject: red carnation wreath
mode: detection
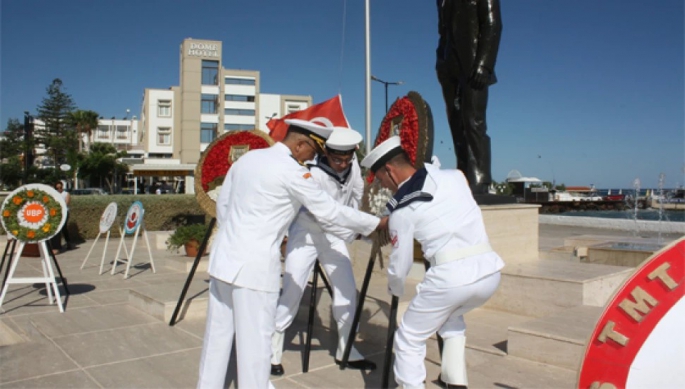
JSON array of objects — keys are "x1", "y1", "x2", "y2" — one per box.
[
  {"x1": 366, "y1": 91, "x2": 434, "y2": 183},
  {"x1": 195, "y1": 130, "x2": 274, "y2": 217},
  {"x1": 361, "y1": 91, "x2": 435, "y2": 249}
]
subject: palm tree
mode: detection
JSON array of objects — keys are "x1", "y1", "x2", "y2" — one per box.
[{"x1": 67, "y1": 110, "x2": 99, "y2": 152}]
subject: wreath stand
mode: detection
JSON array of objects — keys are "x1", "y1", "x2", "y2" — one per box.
[
  {"x1": 81, "y1": 226, "x2": 129, "y2": 275},
  {"x1": 0, "y1": 237, "x2": 70, "y2": 313},
  {"x1": 169, "y1": 217, "x2": 216, "y2": 326},
  {"x1": 167, "y1": 217, "x2": 336, "y2": 371},
  {"x1": 338, "y1": 237, "x2": 398, "y2": 388},
  {"x1": 111, "y1": 211, "x2": 155, "y2": 279},
  {"x1": 302, "y1": 259, "x2": 334, "y2": 373}
]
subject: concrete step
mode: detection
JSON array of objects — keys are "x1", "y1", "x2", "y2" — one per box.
[
  {"x1": 484, "y1": 260, "x2": 633, "y2": 317},
  {"x1": 164, "y1": 254, "x2": 209, "y2": 273},
  {"x1": 508, "y1": 305, "x2": 602, "y2": 370},
  {"x1": 128, "y1": 274, "x2": 210, "y2": 322},
  {"x1": 539, "y1": 245, "x2": 578, "y2": 262},
  {"x1": 463, "y1": 307, "x2": 535, "y2": 356}
]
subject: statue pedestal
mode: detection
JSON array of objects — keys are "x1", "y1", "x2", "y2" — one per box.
[
  {"x1": 481, "y1": 204, "x2": 540, "y2": 264},
  {"x1": 474, "y1": 193, "x2": 518, "y2": 205}
]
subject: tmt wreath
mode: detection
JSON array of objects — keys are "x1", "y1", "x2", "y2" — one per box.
[{"x1": 1, "y1": 184, "x2": 66, "y2": 242}]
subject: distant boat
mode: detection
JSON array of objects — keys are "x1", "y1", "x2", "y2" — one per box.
[{"x1": 651, "y1": 188, "x2": 685, "y2": 210}]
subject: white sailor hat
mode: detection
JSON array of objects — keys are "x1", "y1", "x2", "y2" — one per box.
[
  {"x1": 285, "y1": 119, "x2": 334, "y2": 151},
  {"x1": 360, "y1": 136, "x2": 404, "y2": 172},
  {"x1": 326, "y1": 127, "x2": 362, "y2": 153}
]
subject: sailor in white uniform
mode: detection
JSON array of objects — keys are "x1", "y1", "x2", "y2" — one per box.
[
  {"x1": 271, "y1": 128, "x2": 376, "y2": 376},
  {"x1": 361, "y1": 136, "x2": 504, "y2": 389},
  {"x1": 197, "y1": 120, "x2": 386, "y2": 389}
]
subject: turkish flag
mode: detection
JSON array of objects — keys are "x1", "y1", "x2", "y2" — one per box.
[{"x1": 267, "y1": 95, "x2": 350, "y2": 142}]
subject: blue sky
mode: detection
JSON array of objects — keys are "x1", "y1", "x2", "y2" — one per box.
[{"x1": 1, "y1": 0, "x2": 683, "y2": 189}]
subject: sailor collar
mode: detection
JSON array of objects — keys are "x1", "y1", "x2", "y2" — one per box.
[
  {"x1": 386, "y1": 167, "x2": 434, "y2": 213},
  {"x1": 309, "y1": 156, "x2": 352, "y2": 184}
]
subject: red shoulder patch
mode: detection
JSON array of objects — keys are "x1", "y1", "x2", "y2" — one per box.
[{"x1": 303, "y1": 173, "x2": 312, "y2": 179}]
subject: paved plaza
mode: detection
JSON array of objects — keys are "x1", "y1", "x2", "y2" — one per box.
[{"x1": 0, "y1": 224, "x2": 680, "y2": 388}]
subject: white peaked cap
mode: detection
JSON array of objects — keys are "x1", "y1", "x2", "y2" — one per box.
[
  {"x1": 360, "y1": 136, "x2": 404, "y2": 172},
  {"x1": 326, "y1": 127, "x2": 363, "y2": 151},
  {"x1": 284, "y1": 119, "x2": 334, "y2": 149}
]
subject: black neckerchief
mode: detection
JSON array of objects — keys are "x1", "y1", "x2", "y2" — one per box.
[
  {"x1": 386, "y1": 168, "x2": 433, "y2": 213},
  {"x1": 312, "y1": 156, "x2": 351, "y2": 185}
]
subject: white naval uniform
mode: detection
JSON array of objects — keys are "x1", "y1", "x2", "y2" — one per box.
[
  {"x1": 197, "y1": 143, "x2": 379, "y2": 389},
  {"x1": 387, "y1": 163, "x2": 504, "y2": 389},
  {"x1": 272, "y1": 156, "x2": 367, "y2": 365}
]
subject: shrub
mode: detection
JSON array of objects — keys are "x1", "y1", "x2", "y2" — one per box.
[
  {"x1": 1, "y1": 194, "x2": 209, "y2": 241},
  {"x1": 166, "y1": 223, "x2": 209, "y2": 251}
]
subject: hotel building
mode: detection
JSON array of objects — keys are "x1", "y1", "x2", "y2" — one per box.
[{"x1": 131, "y1": 38, "x2": 311, "y2": 193}]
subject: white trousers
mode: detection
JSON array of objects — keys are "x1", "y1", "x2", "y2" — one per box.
[
  {"x1": 394, "y1": 272, "x2": 501, "y2": 388},
  {"x1": 198, "y1": 277, "x2": 278, "y2": 389},
  {"x1": 272, "y1": 230, "x2": 363, "y2": 362}
]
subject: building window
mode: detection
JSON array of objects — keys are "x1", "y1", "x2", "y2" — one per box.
[
  {"x1": 97, "y1": 125, "x2": 110, "y2": 139},
  {"x1": 287, "y1": 104, "x2": 302, "y2": 114},
  {"x1": 157, "y1": 127, "x2": 171, "y2": 145},
  {"x1": 158, "y1": 100, "x2": 171, "y2": 117},
  {"x1": 116, "y1": 125, "x2": 129, "y2": 140},
  {"x1": 224, "y1": 123, "x2": 254, "y2": 131},
  {"x1": 224, "y1": 108, "x2": 255, "y2": 116},
  {"x1": 224, "y1": 94, "x2": 255, "y2": 102},
  {"x1": 202, "y1": 60, "x2": 219, "y2": 85},
  {"x1": 201, "y1": 123, "x2": 217, "y2": 143},
  {"x1": 201, "y1": 94, "x2": 218, "y2": 114},
  {"x1": 224, "y1": 77, "x2": 255, "y2": 85}
]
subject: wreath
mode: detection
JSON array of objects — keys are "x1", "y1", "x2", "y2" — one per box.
[
  {"x1": 195, "y1": 130, "x2": 275, "y2": 217},
  {"x1": 361, "y1": 91, "x2": 435, "y2": 251},
  {"x1": 1, "y1": 185, "x2": 65, "y2": 242},
  {"x1": 366, "y1": 91, "x2": 434, "y2": 183}
]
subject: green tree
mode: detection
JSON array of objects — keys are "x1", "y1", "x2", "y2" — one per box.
[
  {"x1": 79, "y1": 143, "x2": 128, "y2": 192},
  {"x1": 36, "y1": 78, "x2": 77, "y2": 173},
  {"x1": 67, "y1": 109, "x2": 99, "y2": 152},
  {"x1": 0, "y1": 118, "x2": 37, "y2": 188},
  {"x1": 0, "y1": 118, "x2": 25, "y2": 160}
]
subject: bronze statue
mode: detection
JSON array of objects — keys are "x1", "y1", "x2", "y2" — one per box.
[{"x1": 436, "y1": 0, "x2": 502, "y2": 195}]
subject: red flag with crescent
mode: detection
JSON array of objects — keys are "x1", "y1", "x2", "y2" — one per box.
[{"x1": 267, "y1": 95, "x2": 350, "y2": 142}]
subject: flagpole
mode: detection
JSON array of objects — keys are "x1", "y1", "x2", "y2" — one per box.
[{"x1": 364, "y1": 0, "x2": 372, "y2": 154}]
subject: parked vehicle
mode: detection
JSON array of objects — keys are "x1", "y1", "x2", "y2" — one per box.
[{"x1": 71, "y1": 188, "x2": 108, "y2": 195}]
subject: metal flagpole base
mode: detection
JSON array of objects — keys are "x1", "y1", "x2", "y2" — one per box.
[{"x1": 169, "y1": 218, "x2": 216, "y2": 326}]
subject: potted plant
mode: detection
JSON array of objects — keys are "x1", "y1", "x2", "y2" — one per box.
[{"x1": 166, "y1": 224, "x2": 209, "y2": 257}]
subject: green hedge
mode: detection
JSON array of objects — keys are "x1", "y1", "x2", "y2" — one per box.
[{"x1": 1, "y1": 194, "x2": 209, "y2": 241}]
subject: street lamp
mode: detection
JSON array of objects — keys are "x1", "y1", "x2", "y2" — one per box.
[{"x1": 371, "y1": 75, "x2": 403, "y2": 113}]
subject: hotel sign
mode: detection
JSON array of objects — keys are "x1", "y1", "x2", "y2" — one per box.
[
  {"x1": 577, "y1": 237, "x2": 684, "y2": 388},
  {"x1": 188, "y1": 43, "x2": 219, "y2": 58}
]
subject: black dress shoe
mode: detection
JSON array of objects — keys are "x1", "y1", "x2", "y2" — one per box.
[
  {"x1": 437, "y1": 375, "x2": 467, "y2": 389},
  {"x1": 270, "y1": 364, "x2": 284, "y2": 376},
  {"x1": 334, "y1": 358, "x2": 377, "y2": 370}
]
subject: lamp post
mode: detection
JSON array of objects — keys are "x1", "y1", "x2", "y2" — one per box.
[{"x1": 371, "y1": 75, "x2": 403, "y2": 113}]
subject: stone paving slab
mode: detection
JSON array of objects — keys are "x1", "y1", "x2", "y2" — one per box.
[
  {"x1": 52, "y1": 322, "x2": 202, "y2": 368},
  {"x1": 0, "y1": 224, "x2": 649, "y2": 388}
]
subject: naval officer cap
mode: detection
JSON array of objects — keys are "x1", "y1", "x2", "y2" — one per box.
[
  {"x1": 326, "y1": 127, "x2": 363, "y2": 154},
  {"x1": 285, "y1": 119, "x2": 334, "y2": 152},
  {"x1": 360, "y1": 136, "x2": 404, "y2": 173}
]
